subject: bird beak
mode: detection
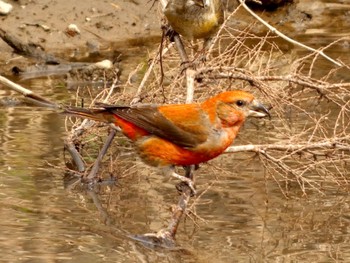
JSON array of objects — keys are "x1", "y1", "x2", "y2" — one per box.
[{"x1": 248, "y1": 99, "x2": 271, "y2": 119}]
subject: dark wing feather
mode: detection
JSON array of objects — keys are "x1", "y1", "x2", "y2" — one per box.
[{"x1": 102, "y1": 104, "x2": 208, "y2": 148}]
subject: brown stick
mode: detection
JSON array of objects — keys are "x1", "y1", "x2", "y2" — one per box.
[
  {"x1": 64, "y1": 140, "x2": 86, "y2": 172},
  {"x1": 86, "y1": 129, "x2": 117, "y2": 180},
  {"x1": 0, "y1": 28, "x2": 60, "y2": 64},
  {"x1": 0, "y1": 75, "x2": 59, "y2": 108}
]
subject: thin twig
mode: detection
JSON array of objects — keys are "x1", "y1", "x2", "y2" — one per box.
[
  {"x1": 237, "y1": 0, "x2": 342, "y2": 67},
  {"x1": 185, "y1": 69, "x2": 196, "y2": 103},
  {"x1": 225, "y1": 140, "x2": 349, "y2": 154},
  {"x1": 131, "y1": 42, "x2": 173, "y2": 105},
  {"x1": 86, "y1": 129, "x2": 117, "y2": 180},
  {"x1": 0, "y1": 75, "x2": 59, "y2": 108}
]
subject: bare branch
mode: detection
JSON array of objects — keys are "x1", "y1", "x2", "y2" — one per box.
[
  {"x1": 226, "y1": 140, "x2": 349, "y2": 154},
  {"x1": 237, "y1": 0, "x2": 342, "y2": 67},
  {"x1": 0, "y1": 75, "x2": 59, "y2": 108}
]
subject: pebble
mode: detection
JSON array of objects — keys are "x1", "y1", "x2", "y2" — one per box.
[
  {"x1": 0, "y1": 0, "x2": 13, "y2": 15},
  {"x1": 65, "y1": 24, "x2": 81, "y2": 37},
  {"x1": 94, "y1": 60, "x2": 113, "y2": 69}
]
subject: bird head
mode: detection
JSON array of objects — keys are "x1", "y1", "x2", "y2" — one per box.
[{"x1": 203, "y1": 90, "x2": 270, "y2": 127}]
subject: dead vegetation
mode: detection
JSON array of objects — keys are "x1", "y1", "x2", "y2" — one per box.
[{"x1": 63, "y1": 1, "x2": 350, "y2": 203}]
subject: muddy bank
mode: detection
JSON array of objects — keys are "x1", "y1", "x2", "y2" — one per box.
[
  {"x1": 0, "y1": 0, "x2": 161, "y2": 47},
  {"x1": 1, "y1": 0, "x2": 349, "y2": 75},
  {"x1": 0, "y1": 0, "x2": 161, "y2": 75}
]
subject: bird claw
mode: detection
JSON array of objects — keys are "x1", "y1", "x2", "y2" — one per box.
[
  {"x1": 164, "y1": 166, "x2": 197, "y2": 196},
  {"x1": 175, "y1": 179, "x2": 196, "y2": 197},
  {"x1": 162, "y1": 25, "x2": 178, "y2": 42}
]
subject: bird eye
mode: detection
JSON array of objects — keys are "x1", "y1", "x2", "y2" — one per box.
[{"x1": 236, "y1": 100, "x2": 245, "y2": 107}]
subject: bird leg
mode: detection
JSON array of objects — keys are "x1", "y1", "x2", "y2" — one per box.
[
  {"x1": 162, "y1": 166, "x2": 197, "y2": 196},
  {"x1": 163, "y1": 25, "x2": 189, "y2": 64},
  {"x1": 173, "y1": 34, "x2": 189, "y2": 64},
  {"x1": 193, "y1": 37, "x2": 213, "y2": 62},
  {"x1": 176, "y1": 165, "x2": 199, "y2": 196},
  {"x1": 183, "y1": 164, "x2": 199, "y2": 179}
]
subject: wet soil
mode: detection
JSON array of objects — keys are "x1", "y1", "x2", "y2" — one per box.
[
  {"x1": 0, "y1": 0, "x2": 161, "y2": 53},
  {"x1": 1, "y1": 0, "x2": 349, "y2": 76},
  {"x1": 0, "y1": 0, "x2": 162, "y2": 81}
]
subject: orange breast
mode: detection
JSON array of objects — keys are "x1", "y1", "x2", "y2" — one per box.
[
  {"x1": 135, "y1": 128, "x2": 237, "y2": 167},
  {"x1": 136, "y1": 137, "x2": 220, "y2": 166}
]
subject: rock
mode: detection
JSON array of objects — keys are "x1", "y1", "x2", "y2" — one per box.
[
  {"x1": 94, "y1": 60, "x2": 113, "y2": 69},
  {"x1": 65, "y1": 24, "x2": 81, "y2": 37},
  {"x1": 0, "y1": 0, "x2": 13, "y2": 15}
]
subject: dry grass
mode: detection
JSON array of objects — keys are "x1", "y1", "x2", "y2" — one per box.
[{"x1": 66, "y1": 15, "x2": 350, "y2": 197}]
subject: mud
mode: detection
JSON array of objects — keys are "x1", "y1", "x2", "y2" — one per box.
[
  {"x1": 0, "y1": 0, "x2": 161, "y2": 74},
  {"x1": 1, "y1": 0, "x2": 347, "y2": 75}
]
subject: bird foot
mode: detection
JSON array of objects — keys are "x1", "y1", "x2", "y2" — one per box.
[
  {"x1": 176, "y1": 181, "x2": 196, "y2": 197},
  {"x1": 172, "y1": 175, "x2": 196, "y2": 196},
  {"x1": 162, "y1": 25, "x2": 178, "y2": 42},
  {"x1": 163, "y1": 166, "x2": 197, "y2": 196}
]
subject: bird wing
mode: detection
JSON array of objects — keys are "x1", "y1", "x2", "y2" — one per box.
[{"x1": 105, "y1": 104, "x2": 211, "y2": 148}]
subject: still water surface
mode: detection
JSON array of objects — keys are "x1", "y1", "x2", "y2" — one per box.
[{"x1": 1, "y1": 3, "x2": 350, "y2": 263}]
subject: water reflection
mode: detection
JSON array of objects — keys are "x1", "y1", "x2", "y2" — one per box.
[{"x1": 1, "y1": 92, "x2": 350, "y2": 262}]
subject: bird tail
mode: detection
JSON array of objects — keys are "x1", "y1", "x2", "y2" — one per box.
[{"x1": 63, "y1": 106, "x2": 113, "y2": 123}]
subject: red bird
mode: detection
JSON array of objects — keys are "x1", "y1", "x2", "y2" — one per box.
[{"x1": 64, "y1": 90, "x2": 270, "y2": 193}]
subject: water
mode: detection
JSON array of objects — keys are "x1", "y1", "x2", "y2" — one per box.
[
  {"x1": 2, "y1": 103, "x2": 348, "y2": 262},
  {"x1": 1, "y1": 1, "x2": 350, "y2": 262}
]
